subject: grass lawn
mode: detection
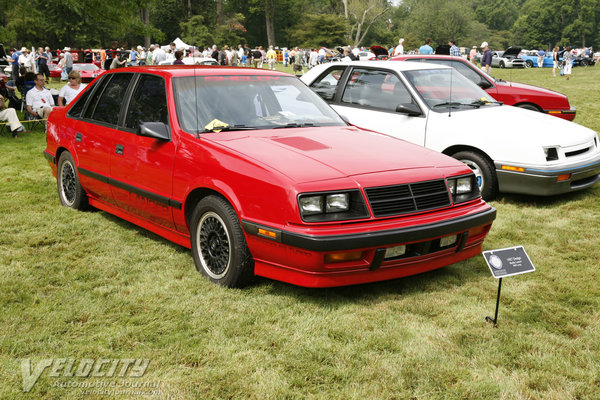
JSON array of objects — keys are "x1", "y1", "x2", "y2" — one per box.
[{"x1": 1, "y1": 65, "x2": 599, "y2": 399}]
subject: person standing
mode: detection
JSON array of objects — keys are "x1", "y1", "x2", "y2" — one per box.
[
  {"x1": 449, "y1": 39, "x2": 461, "y2": 57},
  {"x1": 562, "y1": 46, "x2": 574, "y2": 81},
  {"x1": 63, "y1": 47, "x2": 74, "y2": 75},
  {"x1": 480, "y1": 42, "x2": 492, "y2": 74},
  {"x1": 537, "y1": 48, "x2": 546, "y2": 68},
  {"x1": 35, "y1": 47, "x2": 50, "y2": 81},
  {"x1": 418, "y1": 38, "x2": 434, "y2": 54},
  {"x1": 552, "y1": 46, "x2": 560, "y2": 76},
  {"x1": 58, "y1": 71, "x2": 86, "y2": 106},
  {"x1": 393, "y1": 38, "x2": 404, "y2": 56},
  {"x1": 110, "y1": 53, "x2": 127, "y2": 69},
  {"x1": 469, "y1": 46, "x2": 477, "y2": 64},
  {"x1": 173, "y1": 50, "x2": 185, "y2": 65},
  {"x1": 7, "y1": 48, "x2": 20, "y2": 79},
  {"x1": 266, "y1": 45, "x2": 277, "y2": 70}
]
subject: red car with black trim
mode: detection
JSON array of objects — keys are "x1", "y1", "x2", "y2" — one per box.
[
  {"x1": 44, "y1": 66, "x2": 496, "y2": 288},
  {"x1": 391, "y1": 54, "x2": 576, "y2": 121}
]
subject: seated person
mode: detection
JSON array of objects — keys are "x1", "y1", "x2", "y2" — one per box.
[
  {"x1": 25, "y1": 74, "x2": 54, "y2": 123},
  {"x1": 0, "y1": 94, "x2": 28, "y2": 137},
  {"x1": 58, "y1": 71, "x2": 86, "y2": 106}
]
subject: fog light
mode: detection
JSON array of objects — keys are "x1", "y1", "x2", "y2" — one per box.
[
  {"x1": 440, "y1": 234, "x2": 458, "y2": 247},
  {"x1": 385, "y1": 245, "x2": 406, "y2": 259},
  {"x1": 557, "y1": 174, "x2": 571, "y2": 182},
  {"x1": 325, "y1": 251, "x2": 363, "y2": 263}
]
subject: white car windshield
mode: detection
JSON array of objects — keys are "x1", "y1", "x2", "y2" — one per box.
[
  {"x1": 403, "y1": 68, "x2": 498, "y2": 111},
  {"x1": 173, "y1": 75, "x2": 345, "y2": 133},
  {"x1": 73, "y1": 64, "x2": 99, "y2": 71}
]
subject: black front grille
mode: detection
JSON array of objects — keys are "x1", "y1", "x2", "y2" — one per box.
[
  {"x1": 365, "y1": 180, "x2": 451, "y2": 217},
  {"x1": 566, "y1": 147, "x2": 590, "y2": 157}
]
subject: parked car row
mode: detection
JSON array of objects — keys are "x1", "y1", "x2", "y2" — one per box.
[{"x1": 43, "y1": 59, "x2": 599, "y2": 289}]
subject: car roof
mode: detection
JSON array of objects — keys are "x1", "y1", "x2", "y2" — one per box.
[
  {"x1": 318, "y1": 60, "x2": 451, "y2": 72},
  {"x1": 102, "y1": 65, "x2": 292, "y2": 78},
  {"x1": 391, "y1": 54, "x2": 464, "y2": 61}
]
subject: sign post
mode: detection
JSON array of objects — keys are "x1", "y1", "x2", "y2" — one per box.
[{"x1": 482, "y1": 246, "x2": 535, "y2": 327}]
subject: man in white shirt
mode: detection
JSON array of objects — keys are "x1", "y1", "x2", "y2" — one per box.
[
  {"x1": 26, "y1": 73, "x2": 54, "y2": 123},
  {"x1": 152, "y1": 45, "x2": 167, "y2": 65},
  {"x1": 393, "y1": 38, "x2": 404, "y2": 56}
]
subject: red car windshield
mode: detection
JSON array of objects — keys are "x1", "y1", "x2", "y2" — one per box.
[{"x1": 173, "y1": 75, "x2": 345, "y2": 133}]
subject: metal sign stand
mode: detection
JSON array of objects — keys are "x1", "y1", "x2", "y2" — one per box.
[
  {"x1": 485, "y1": 278, "x2": 502, "y2": 327},
  {"x1": 482, "y1": 246, "x2": 535, "y2": 328}
]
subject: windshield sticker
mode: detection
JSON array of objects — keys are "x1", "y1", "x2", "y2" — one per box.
[{"x1": 204, "y1": 119, "x2": 229, "y2": 132}]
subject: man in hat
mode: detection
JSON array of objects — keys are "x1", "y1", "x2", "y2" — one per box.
[
  {"x1": 19, "y1": 48, "x2": 33, "y2": 72},
  {"x1": 480, "y1": 41, "x2": 492, "y2": 73},
  {"x1": 63, "y1": 47, "x2": 74, "y2": 75}
]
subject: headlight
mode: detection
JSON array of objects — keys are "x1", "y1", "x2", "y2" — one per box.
[
  {"x1": 447, "y1": 174, "x2": 480, "y2": 203},
  {"x1": 298, "y1": 190, "x2": 368, "y2": 222}
]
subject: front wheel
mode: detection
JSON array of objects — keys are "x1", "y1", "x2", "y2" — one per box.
[
  {"x1": 499, "y1": 61, "x2": 505, "y2": 68},
  {"x1": 57, "y1": 152, "x2": 89, "y2": 210},
  {"x1": 452, "y1": 151, "x2": 498, "y2": 201},
  {"x1": 190, "y1": 196, "x2": 254, "y2": 288},
  {"x1": 525, "y1": 60, "x2": 533, "y2": 68}
]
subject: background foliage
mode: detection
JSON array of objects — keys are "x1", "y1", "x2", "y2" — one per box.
[{"x1": 1, "y1": 0, "x2": 599, "y2": 51}]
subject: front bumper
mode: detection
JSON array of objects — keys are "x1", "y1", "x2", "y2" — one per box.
[
  {"x1": 242, "y1": 206, "x2": 496, "y2": 287},
  {"x1": 496, "y1": 155, "x2": 600, "y2": 196},
  {"x1": 544, "y1": 106, "x2": 576, "y2": 121}
]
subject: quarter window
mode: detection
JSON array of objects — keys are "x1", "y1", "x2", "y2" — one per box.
[{"x1": 125, "y1": 74, "x2": 168, "y2": 129}]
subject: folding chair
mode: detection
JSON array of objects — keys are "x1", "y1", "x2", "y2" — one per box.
[{"x1": 20, "y1": 81, "x2": 36, "y2": 112}]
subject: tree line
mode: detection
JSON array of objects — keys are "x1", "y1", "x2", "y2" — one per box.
[{"x1": 0, "y1": 0, "x2": 598, "y2": 51}]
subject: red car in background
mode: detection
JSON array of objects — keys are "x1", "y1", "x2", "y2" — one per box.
[
  {"x1": 391, "y1": 54, "x2": 576, "y2": 121},
  {"x1": 44, "y1": 66, "x2": 496, "y2": 288},
  {"x1": 48, "y1": 63, "x2": 105, "y2": 82}
]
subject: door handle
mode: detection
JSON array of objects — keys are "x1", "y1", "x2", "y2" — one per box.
[
  {"x1": 76, "y1": 132, "x2": 82, "y2": 142},
  {"x1": 115, "y1": 144, "x2": 124, "y2": 155}
]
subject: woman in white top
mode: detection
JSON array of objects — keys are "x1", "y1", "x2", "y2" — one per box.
[{"x1": 58, "y1": 71, "x2": 86, "y2": 106}]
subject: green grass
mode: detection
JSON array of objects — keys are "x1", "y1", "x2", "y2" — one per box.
[{"x1": 1, "y1": 66, "x2": 600, "y2": 399}]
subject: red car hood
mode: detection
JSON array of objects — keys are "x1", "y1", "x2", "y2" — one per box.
[
  {"x1": 496, "y1": 80, "x2": 568, "y2": 100},
  {"x1": 205, "y1": 126, "x2": 464, "y2": 184}
]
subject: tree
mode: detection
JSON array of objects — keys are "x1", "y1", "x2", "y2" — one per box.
[
  {"x1": 287, "y1": 13, "x2": 349, "y2": 48},
  {"x1": 343, "y1": 0, "x2": 390, "y2": 47}
]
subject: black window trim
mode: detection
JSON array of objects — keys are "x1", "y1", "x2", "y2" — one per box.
[{"x1": 119, "y1": 72, "x2": 170, "y2": 136}]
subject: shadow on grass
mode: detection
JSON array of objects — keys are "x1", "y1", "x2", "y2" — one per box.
[
  {"x1": 494, "y1": 186, "x2": 595, "y2": 207},
  {"x1": 92, "y1": 206, "x2": 494, "y2": 306}
]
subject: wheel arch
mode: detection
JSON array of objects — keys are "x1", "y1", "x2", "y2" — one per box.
[
  {"x1": 442, "y1": 145, "x2": 495, "y2": 165},
  {"x1": 514, "y1": 102, "x2": 542, "y2": 112},
  {"x1": 184, "y1": 187, "x2": 239, "y2": 229}
]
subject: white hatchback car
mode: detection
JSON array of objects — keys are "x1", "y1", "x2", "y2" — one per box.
[{"x1": 301, "y1": 61, "x2": 600, "y2": 199}]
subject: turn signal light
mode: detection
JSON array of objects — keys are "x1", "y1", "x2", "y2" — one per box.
[
  {"x1": 501, "y1": 165, "x2": 525, "y2": 172},
  {"x1": 258, "y1": 228, "x2": 277, "y2": 239},
  {"x1": 557, "y1": 174, "x2": 571, "y2": 182},
  {"x1": 325, "y1": 251, "x2": 363, "y2": 263}
]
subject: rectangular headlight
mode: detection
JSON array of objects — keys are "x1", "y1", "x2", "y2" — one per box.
[
  {"x1": 455, "y1": 177, "x2": 472, "y2": 194},
  {"x1": 447, "y1": 174, "x2": 480, "y2": 204},
  {"x1": 299, "y1": 195, "x2": 323, "y2": 215},
  {"x1": 326, "y1": 193, "x2": 349, "y2": 212}
]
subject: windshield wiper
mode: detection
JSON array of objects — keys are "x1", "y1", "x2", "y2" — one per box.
[
  {"x1": 432, "y1": 102, "x2": 474, "y2": 109},
  {"x1": 272, "y1": 123, "x2": 318, "y2": 129},
  {"x1": 470, "y1": 99, "x2": 503, "y2": 106},
  {"x1": 201, "y1": 125, "x2": 257, "y2": 133}
]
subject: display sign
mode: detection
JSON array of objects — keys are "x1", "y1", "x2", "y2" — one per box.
[{"x1": 483, "y1": 246, "x2": 535, "y2": 279}]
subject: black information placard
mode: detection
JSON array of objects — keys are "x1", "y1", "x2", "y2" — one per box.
[{"x1": 483, "y1": 246, "x2": 535, "y2": 279}]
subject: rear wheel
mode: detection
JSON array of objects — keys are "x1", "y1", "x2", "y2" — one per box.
[
  {"x1": 57, "y1": 152, "x2": 89, "y2": 210},
  {"x1": 452, "y1": 151, "x2": 498, "y2": 201},
  {"x1": 190, "y1": 196, "x2": 254, "y2": 288}
]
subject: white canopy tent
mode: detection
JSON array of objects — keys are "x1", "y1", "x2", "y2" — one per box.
[{"x1": 161, "y1": 37, "x2": 192, "y2": 51}]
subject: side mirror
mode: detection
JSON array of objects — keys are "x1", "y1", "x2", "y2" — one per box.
[
  {"x1": 478, "y1": 80, "x2": 493, "y2": 89},
  {"x1": 138, "y1": 122, "x2": 171, "y2": 141},
  {"x1": 395, "y1": 103, "x2": 422, "y2": 116}
]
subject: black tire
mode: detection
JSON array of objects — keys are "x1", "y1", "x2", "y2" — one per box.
[
  {"x1": 580, "y1": 59, "x2": 588, "y2": 67},
  {"x1": 190, "y1": 196, "x2": 254, "y2": 288},
  {"x1": 525, "y1": 60, "x2": 533, "y2": 68},
  {"x1": 499, "y1": 61, "x2": 505, "y2": 68},
  {"x1": 517, "y1": 103, "x2": 540, "y2": 112},
  {"x1": 57, "y1": 152, "x2": 89, "y2": 210},
  {"x1": 451, "y1": 151, "x2": 498, "y2": 201}
]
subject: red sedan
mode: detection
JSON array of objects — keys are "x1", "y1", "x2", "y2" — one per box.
[
  {"x1": 44, "y1": 66, "x2": 495, "y2": 288},
  {"x1": 391, "y1": 54, "x2": 576, "y2": 121}
]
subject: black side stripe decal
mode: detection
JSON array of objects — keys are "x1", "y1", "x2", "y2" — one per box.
[{"x1": 78, "y1": 167, "x2": 182, "y2": 210}]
